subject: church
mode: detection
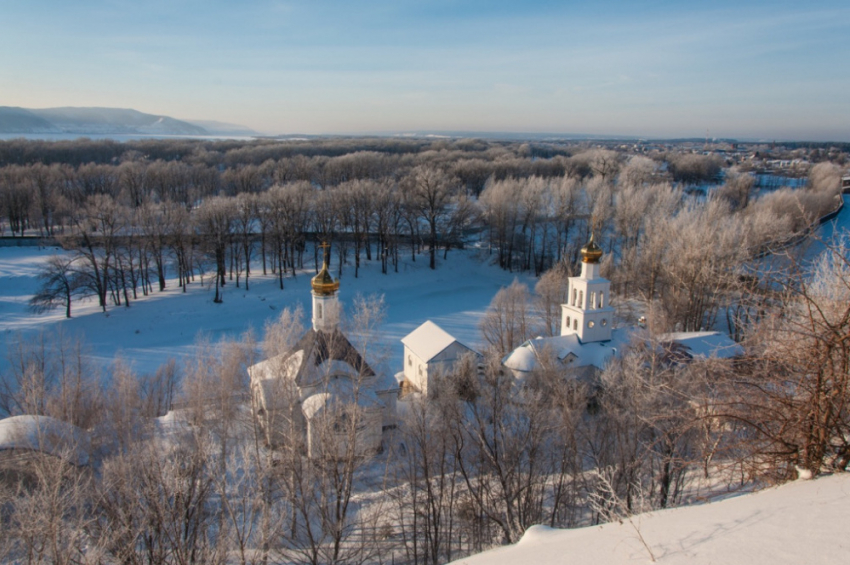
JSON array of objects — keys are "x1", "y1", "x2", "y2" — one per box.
[
  {"x1": 503, "y1": 235, "x2": 741, "y2": 380},
  {"x1": 248, "y1": 245, "x2": 398, "y2": 458}
]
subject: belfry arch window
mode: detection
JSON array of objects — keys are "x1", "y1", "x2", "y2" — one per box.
[
  {"x1": 591, "y1": 291, "x2": 597, "y2": 309},
  {"x1": 317, "y1": 303, "x2": 323, "y2": 318},
  {"x1": 578, "y1": 290, "x2": 584, "y2": 308},
  {"x1": 599, "y1": 292, "x2": 604, "y2": 308}
]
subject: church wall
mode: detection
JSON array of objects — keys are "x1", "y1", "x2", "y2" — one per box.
[
  {"x1": 404, "y1": 342, "x2": 475, "y2": 396},
  {"x1": 305, "y1": 408, "x2": 383, "y2": 459},
  {"x1": 403, "y1": 346, "x2": 429, "y2": 394}
]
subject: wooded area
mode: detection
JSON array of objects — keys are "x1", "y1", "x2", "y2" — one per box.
[{"x1": 0, "y1": 136, "x2": 848, "y2": 564}]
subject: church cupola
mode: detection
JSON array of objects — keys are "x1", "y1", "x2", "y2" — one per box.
[
  {"x1": 561, "y1": 233, "x2": 614, "y2": 342},
  {"x1": 580, "y1": 233, "x2": 603, "y2": 264},
  {"x1": 312, "y1": 242, "x2": 340, "y2": 331}
]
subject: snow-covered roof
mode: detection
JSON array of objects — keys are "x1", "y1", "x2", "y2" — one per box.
[
  {"x1": 301, "y1": 381, "x2": 383, "y2": 419},
  {"x1": 0, "y1": 415, "x2": 90, "y2": 466},
  {"x1": 248, "y1": 350, "x2": 304, "y2": 382},
  {"x1": 402, "y1": 320, "x2": 472, "y2": 362},
  {"x1": 503, "y1": 329, "x2": 741, "y2": 376},
  {"x1": 660, "y1": 331, "x2": 743, "y2": 360},
  {"x1": 248, "y1": 328, "x2": 375, "y2": 388},
  {"x1": 503, "y1": 329, "x2": 632, "y2": 375}
]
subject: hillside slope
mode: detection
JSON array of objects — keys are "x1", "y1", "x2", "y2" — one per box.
[
  {"x1": 452, "y1": 474, "x2": 850, "y2": 565},
  {"x1": 0, "y1": 106, "x2": 209, "y2": 135},
  {"x1": 0, "y1": 106, "x2": 55, "y2": 133}
]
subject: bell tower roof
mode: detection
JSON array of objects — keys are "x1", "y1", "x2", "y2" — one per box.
[
  {"x1": 311, "y1": 242, "x2": 339, "y2": 296},
  {"x1": 580, "y1": 233, "x2": 603, "y2": 264}
]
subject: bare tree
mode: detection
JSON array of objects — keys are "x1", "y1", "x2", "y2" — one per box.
[
  {"x1": 718, "y1": 235, "x2": 850, "y2": 478},
  {"x1": 480, "y1": 280, "x2": 535, "y2": 356},
  {"x1": 29, "y1": 255, "x2": 83, "y2": 318},
  {"x1": 63, "y1": 193, "x2": 124, "y2": 312},
  {"x1": 195, "y1": 195, "x2": 236, "y2": 303},
  {"x1": 405, "y1": 165, "x2": 458, "y2": 269},
  {"x1": 0, "y1": 330, "x2": 101, "y2": 428}
]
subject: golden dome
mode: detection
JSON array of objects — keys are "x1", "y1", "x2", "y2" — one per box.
[
  {"x1": 311, "y1": 244, "x2": 339, "y2": 295},
  {"x1": 581, "y1": 233, "x2": 603, "y2": 264}
]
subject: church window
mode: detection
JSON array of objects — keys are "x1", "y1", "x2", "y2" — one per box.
[
  {"x1": 418, "y1": 365, "x2": 423, "y2": 377},
  {"x1": 566, "y1": 316, "x2": 571, "y2": 328},
  {"x1": 408, "y1": 355, "x2": 412, "y2": 367},
  {"x1": 317, "y1": 303, "x2": 323, "y2": 319},
  {"x1": 599, "y1": 292, "x2": 604, "y2": 308},
  {"x1": 572, "y1": 288, "x2": 577, "y2": 306},
  {"x1": 601, "y1": 318, "x2": 608, "y2": 326},
  {"x1": 573, "y1": 319, "x2": 578, "y2": 331},
  {"x1": 591, "y1": 291, "x2": 596, "y2": 309},
  {"x1": 579, "y1": 290, "x2": 584, "y2": 308},
  {"x1": 588, "y1": 320, "x2": 595, "y2": 328}
]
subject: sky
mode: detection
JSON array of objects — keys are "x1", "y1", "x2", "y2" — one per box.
[{"x1": 2, "y1": 0, "x2": 849, "y2": 140}]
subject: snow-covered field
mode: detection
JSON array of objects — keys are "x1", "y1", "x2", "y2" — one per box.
[
  {"x1": 0, "y1": 245, "x2": 531, "y2": 376},
  {"x1": 452, "y1": 473, "x2": 850, "y2": 565}
]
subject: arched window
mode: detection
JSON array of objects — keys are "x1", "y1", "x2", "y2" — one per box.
[
  {"x1": 566, "y1": 316, "x2": 571, "y2": 329},
  {"x1": 599, "y1": 292, "x2": 604, "y2": 308},
  {"x1": 591, "y1": 291, "x2": 597, "y2": 309},
  {"x1": 573, "y1": 319, "x2": 578, "y2": 331},
  {"x1": 408, "y1": 354, "x2": 412, "y2": 367},
  {"x1": 579, "y1": 290, "x2": 584, "y2": 308},
  {"x1": 572, "y1": 288, "x2": 577, "y2": 306},
  {"x1": 317, "y1": 303, "x2": 323, "y2": 319}
]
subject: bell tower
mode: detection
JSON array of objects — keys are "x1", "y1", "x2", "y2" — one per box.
[
  {"x1": 561, "y1": 234, "x2": 614, "y2": 342},
  {"x1": 311, "y1": 242, "x2": 340, "y2": 332}
]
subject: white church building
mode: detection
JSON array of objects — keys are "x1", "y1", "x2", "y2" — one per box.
[
  {"x1": 248, "y1": 246, "x2": 398, "y2": 458},
  {"x1": 503, "y1": 235, "x2": 741, "y2": 380}
]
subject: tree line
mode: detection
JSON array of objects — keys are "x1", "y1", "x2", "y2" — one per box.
[{"x1": 6, "y1": 139, "x2": 844, "y2": 333}]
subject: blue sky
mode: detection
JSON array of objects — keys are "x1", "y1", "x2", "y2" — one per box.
[{"x1": 2, "y1": 0, "x2": 849, "y2": 140}]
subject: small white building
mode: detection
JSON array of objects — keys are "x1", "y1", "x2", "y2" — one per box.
[{"x1": 400, "y1": 320, "x2": 478, "y2": 395}]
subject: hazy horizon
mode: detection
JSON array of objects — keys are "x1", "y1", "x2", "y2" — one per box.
[{"x1": 2, "y1": 1, "x2": 849, "y2": 141}]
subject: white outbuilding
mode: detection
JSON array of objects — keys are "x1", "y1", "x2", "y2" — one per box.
[{"x1": 400, "y1": 320, "x2": 478, "y2": 395}]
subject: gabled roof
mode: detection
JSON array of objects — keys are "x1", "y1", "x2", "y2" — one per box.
[
  {"x1": 402, "y1": 320, "x2": 472, "y2": 362},
  {"x1": 658, "y1": 331, "x2": 743, "y2": 360},
  {"x1": 250, "y1": 328, "x2": 375, "y2": 388}
]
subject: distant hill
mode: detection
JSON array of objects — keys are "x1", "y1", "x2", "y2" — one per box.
[
  {"x1": 0, "y1": 107, "x2": 56, "y2": 133},
  {"x1": 0, "y1": 106, "x2": 217, "y2": 136},
  {"x1": 185, "y1": 119, "x2": 259, "y2": 136}
]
